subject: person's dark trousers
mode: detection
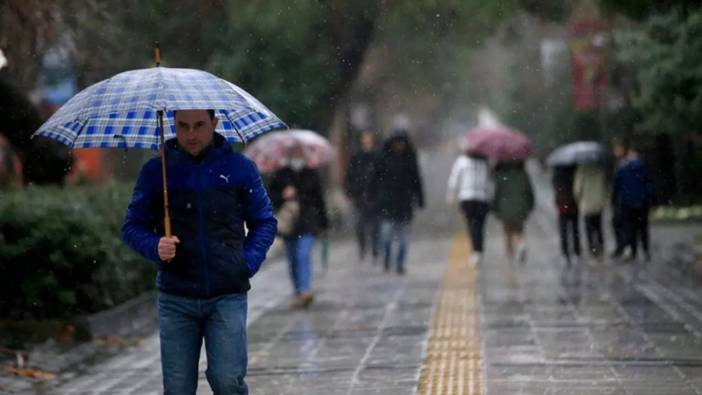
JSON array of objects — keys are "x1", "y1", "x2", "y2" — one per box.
[
  {"x1": 354, "y1": 206, "x2": 380, "y2": 261},
  {"x1": 584, "y1": 212, "x2": 604, "y2": 256},
  {"x1": 558, "y1": 212, "x2": 581, "y2": 258},
  {"x1": 159, "y1": 292, "x2": 248, "y2": 395},
  {"x1": 460, "y1": 200, "x2": 490, "y2": 253},
  {"x1": 623, "y1": 206, "x2": 650, "y2": 259},
  {"x1": 612, "y1": 207, "x2": 625, "y2": 255}
]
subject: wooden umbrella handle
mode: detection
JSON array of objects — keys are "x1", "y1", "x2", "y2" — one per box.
[
  {"x1": 154, "y1": 42, "x2": 161, "y2": 66},
  {"x1": 158, "y1": 110, "x2": 172, "y2": 237}
]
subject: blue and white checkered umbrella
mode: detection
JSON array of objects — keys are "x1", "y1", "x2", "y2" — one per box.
[{"x1": 33, "y1": 67, "x2": 286, "y2": 149}]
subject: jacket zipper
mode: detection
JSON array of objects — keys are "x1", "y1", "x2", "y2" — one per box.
[{"x1": 197, "y1": 164, "x2": 211, "y2": 297}]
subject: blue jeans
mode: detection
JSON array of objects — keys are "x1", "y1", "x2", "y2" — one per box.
[
  {"x1": 158, "y1": 292, "x2": 248, "y2": 395},
  {"x1": 380, "y1": 220, "x2": 411, "y2": 271},
  {"x1": 284, "y1": 234, "x2": 316, "y2": 294}
]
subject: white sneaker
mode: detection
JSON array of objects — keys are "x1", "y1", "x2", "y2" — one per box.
[
  {"x1": 471, "y1": 253, "x2": 482, "y2": 267},
  {"x1": 516, "y1": 243, "x2": 527, "y2": 264},
  {"x1": 622, "y1": 248, "x2": 633, "y2": 262}
]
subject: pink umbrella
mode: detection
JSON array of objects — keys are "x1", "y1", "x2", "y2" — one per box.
[
  {"x1": 244, "y1": 129, "x2": 335, "y2": 173},
  {"x1": 463, "y1": 126, "x2": 532, "y2": 162}
]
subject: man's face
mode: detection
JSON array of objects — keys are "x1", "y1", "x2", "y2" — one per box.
[
  {"x1": 360, "y1": 131, "x2": 374, "y2": 151},
  {"x1": 391, "y1": 140, "x2": 406, "y2": 152},
  {"x1": 175, "y1": 110, "x2": 218, "y2": 156},
  {"x1": 613, "y1": 143, "x2": 626, "y2": 159}
]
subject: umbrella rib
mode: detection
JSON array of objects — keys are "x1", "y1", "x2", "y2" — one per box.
[{"x1": 225, "y1": 113, "x2": 247, "y2": 146}]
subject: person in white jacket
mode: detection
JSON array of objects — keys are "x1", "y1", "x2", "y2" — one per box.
[
  {"x1": 574, "y1": 163, "x2": 608, "y2": 258},
  {"x1": 447, "y1": 151, "x2": 494, "y2": 265}
]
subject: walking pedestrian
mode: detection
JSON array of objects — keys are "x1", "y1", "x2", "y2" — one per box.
[
  {"x1": 552, "y1": 165, "x2": 581, "y2": 264},
  {"x1": 493, "y1": 161, "x2": 534, "y2": 263},
  {"x1": 574, "y1": 162, "x2": 608, "y2": 258},
  {"x1": 372, "y1": 130, "x2": 424, "y2": 274},
  {"x1": 345, "y1": 130, "x2": 380, "y2": 262},
  {"x1": 269, "y1": 147, "x2": 329, "y2": 307},
  {"x1": 612, "y1": 143, "x2": 654, "y2": 261},
  {"x1": 122, "y1": 109, "x2": 277, "y2": 394},
  {"x1": 446, "y1": 149, "x2": 494, "y2": 266},
  {"x1": 610, "y1": 140, "x2": 629, "y2": 256}
]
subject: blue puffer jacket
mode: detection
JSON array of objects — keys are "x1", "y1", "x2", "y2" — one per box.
[
  {"x1": 122, "y1": 133, "x2": 277, "y2": 298},
  {"x1": 613, "y1": 159, "x2": 655, "y2": 209}
]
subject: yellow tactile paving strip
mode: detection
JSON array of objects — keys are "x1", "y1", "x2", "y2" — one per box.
[{"x1": 418, "y1": 233, "x2": 482, "y2": 395}]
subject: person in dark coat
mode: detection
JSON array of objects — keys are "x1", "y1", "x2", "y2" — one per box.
[
  {"x1": 552, "y1": 165, "x2": 581, "y2": 264},
  {"x1": 612, "y1": 144, "x2": 654, "y2": 261},
  {"x1": 269, "y1": 148, "x2": 329, "y2": 307},
  {"x1": 371, "y1": 130, "x2": 424, "y2": 274},
  {"x1": 346, "y1": 130, "x2": 380, "y2": 262},
  {"x1": 493, "y1": 161, "x2": 534, "y2": 263},
  {"x1": 610, "y1": 139, "x2": 629, "y2": 256}
]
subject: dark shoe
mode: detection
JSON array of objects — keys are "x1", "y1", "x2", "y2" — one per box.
[
  {"x1": 397, "y1": 266, "x2": 405, "y2": 275},
  {"x1": 300, "y1": 292, "x2": 314, "y2": 308},
  {"x1": 290, "y1": 295, "x2": 305, "y2": 309}
]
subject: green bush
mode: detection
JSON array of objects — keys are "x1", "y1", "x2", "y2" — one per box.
[{"x1": 0, "y1": 183, "x2": 155, "y2": 320}]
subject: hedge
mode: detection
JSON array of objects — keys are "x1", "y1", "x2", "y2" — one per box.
[{"x1": 0, "y1": 183, "x2": 155, "y2": 320}]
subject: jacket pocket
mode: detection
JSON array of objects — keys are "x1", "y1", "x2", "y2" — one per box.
[{"x1": 209, "y1": 240, "x2": 248, "y2": 280}]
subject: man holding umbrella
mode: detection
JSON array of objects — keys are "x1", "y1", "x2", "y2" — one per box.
[
  {"x1": 32, "y1": 62, "x2": 286, "y2": 394},
  {"x1": 122, "y1": 109, "x2": 277, "y2": 394}
]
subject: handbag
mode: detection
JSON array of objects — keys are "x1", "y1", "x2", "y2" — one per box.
[{"x1": 276, "y1": 199, "x2": 300, "y2": 237}]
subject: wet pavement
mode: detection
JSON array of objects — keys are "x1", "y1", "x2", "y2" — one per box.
[
  {"x1": 2, "y1": 153, "x2": 702, "y2": 394},
  {"x1": 4, "y1": 214, "x2": 701, "y2": 394},
  {"x1": 480, "y1": 211, "x2": 702, "y2": 394},
  {"x1": 1, "y1": 237, "x2": 449, "y2": 395}
]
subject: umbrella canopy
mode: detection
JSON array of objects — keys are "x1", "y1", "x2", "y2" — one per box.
[
  {"x1": 463, "y1": 126, "x2": 532, "y2": 162},
  {"x1": 546, "y1": 141, "x2": 604, "y2": 166},
  {"x1": 244, "y1": 129, "x2": 334, "y2": 173},
  {"x1": 33, "y1": 67, "x2": 286, "y2": 149}
]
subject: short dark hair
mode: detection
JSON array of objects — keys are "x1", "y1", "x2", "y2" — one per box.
[
  {"x1": 612, "y1": 135, "x2": 630, "y2": 147},
  {"x1": 173, "y1": 109, "x2": 215, "y2": 119}
]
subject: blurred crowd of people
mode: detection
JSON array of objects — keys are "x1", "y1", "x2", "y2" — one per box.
[
  {"x1": 551, "y1": 141, "x2": 654, "y2": 265},
  {"x1": 445, "y1": 137, "x2": 654, "y2": 268},
  {"x1": 187, "y1": 122, "x2": 657, "y2": 311},
  {"x1": 345, "y1": 129, "x2": 424, "y2": 275},
  {"x1": 271, "y1": 128, "x2": 424, "y2": 308}
]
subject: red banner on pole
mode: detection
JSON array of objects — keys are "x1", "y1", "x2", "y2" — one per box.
[{"x1": 569, "y1": 18, "x2": 608, "y2": 110}]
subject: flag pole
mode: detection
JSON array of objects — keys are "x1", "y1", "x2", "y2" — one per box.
[{"x1": 155, "y1": 42, "x2": 172, "y2": 237}]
